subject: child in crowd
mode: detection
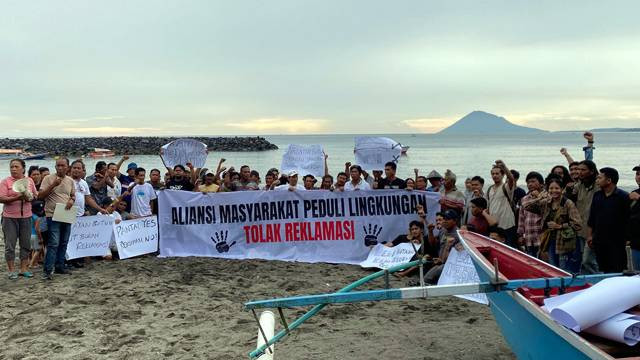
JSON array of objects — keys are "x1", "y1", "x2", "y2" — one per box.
[
  {"x1": 116, "y1": 200, "x2": 131, "y2": 220},
  {"x1": 101, "y1": 198, "x2": 122, "y2": 260},
  {"x1": 29, "y1": 201, "x2": 48, "y2": 269}
]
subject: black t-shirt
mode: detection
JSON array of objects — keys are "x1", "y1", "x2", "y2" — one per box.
[
  {"x1": 166, "y1": 177, "x2": 194, "y2": 191},
  {"x1": 390, "y1": 235, "x2": 438, "y2": 258},
  {"x1": 377, "y1": 177, "x2": 406, "y2": 189}
]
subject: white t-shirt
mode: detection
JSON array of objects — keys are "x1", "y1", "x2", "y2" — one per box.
[
  {"x1": 487, "y1": 182, "x2": 515, "y2": 229},
  {"x1": 344, "y1": 179, "x2": 371, "y2": 191},
  {"x1": 74, "y1": 179, "x2": 91, "y2": 217},
  {"x1": 107, "y1": 176, "x2": 122, "y2": 200},
  {"x1": 130, "y1": 182, "x2": 157, "y2": 217},
  {"x1": 274, "y1": 184, "x2": 306, "y2": 192}
]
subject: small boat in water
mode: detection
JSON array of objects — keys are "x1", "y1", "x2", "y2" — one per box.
[
  {"x1": 0, "y1": 149, "x2": 48, "y2": 160},
  {"x1": 88, "y1": 148, "x2": 115, "y2": 158}
]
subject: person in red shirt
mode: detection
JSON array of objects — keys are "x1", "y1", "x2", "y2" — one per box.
[{"x1": 463, "y1": 197, "x2": 497, "y2": 236}]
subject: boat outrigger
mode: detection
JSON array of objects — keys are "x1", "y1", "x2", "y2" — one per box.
[{"x1": 245, "y1": 231, "x2": 640, "y2": 359}]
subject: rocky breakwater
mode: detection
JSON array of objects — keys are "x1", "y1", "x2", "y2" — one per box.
[{"x1": 0, "y1": 136, "x2": 278, "y2": 156}]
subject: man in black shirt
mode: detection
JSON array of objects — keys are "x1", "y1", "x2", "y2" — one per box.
[
  {"x1": 587, "y1": 167, "x2": 630, "y2": 273},
  {"x1": 628, "y1": 165, "x2": 640, "y2": 270},
  {"x1": 166, "y1": 165, "x2": 195, "y2": 191},
  {"x1": 376, "y1": 161, "x2": 406, "y2": 189}
]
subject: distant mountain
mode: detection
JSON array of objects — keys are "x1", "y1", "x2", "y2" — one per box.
[{"x1": 438, "y1": 111, "x2": 547, "y2": 135}]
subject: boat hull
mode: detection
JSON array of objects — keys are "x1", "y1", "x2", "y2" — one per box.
[{"x1": 460, "y1": 231, "x2": 610, "y2": 360}]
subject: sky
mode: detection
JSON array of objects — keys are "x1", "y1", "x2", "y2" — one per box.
[{"x1": 1, "y1": 1, "x2": 639, "y2": 136}]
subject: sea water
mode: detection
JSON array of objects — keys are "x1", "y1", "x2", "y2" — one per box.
[{"x1": 1, "y1": 133, "x2": 638, "y2": 190}]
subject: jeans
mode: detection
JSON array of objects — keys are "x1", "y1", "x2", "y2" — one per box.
[
  {"x1": 632, "y1": 249, "x2": 640, "y2": 271},
  {"x1": 44, "y1": 218, "x2": 72, "y2": 274},
  {"x1": 525, "y1": 245, "x2": 540, "y2": 258},
  {"x1": 548, "y1": 237, "x2": 582, "y2": 273},
  {"x1": 581, "y1": 237, "x2": 600, "y2": 274}
]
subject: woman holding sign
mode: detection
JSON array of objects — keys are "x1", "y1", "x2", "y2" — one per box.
[{"x1": 0, "y1": 159, "x2": 38, "y2": 279}]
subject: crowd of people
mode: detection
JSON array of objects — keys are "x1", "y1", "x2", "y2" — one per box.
[{"x1": 0, "y1": 132, "x2": 639, "y2": 283}]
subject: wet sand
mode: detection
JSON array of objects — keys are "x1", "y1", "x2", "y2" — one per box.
[{"x1": 0, "y1": 247, "x2": 514, "y2": 359}]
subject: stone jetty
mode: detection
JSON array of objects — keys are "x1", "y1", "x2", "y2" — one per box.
[{"x1": 0, "y1": 136, "x2": 278, "y2": 156}]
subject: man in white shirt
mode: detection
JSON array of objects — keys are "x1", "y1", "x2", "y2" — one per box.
[
  {"x1": 70, "y1": 160, "x2": 105, "y2": 217},
  {"x1": 272, "y1": 171, "x2": 306, "y2": 192},
  {"x1": 123, "y1": 167, "x2": 157, "y2": 218},
  {"x1": 344, "y1": 165, "x2": 371, "y2": 191},
  {"x1": 106, "y1": 162, "x2": 122, "y2": 201},
  {"x1": 486, "y1": 160, "x2": 517, "y2": 247}
]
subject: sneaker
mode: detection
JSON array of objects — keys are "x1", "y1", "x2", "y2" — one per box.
[
  {"x1": 42, "y1": 272, "x2": 53, "y2": 280},
  {"x1": 8, "y1": 272, "x2": 18, "y2": 280}
]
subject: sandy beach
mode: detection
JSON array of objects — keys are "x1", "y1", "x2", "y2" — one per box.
[{"x1": 0, "y1": 243, "x2": 514, "y2": 360}]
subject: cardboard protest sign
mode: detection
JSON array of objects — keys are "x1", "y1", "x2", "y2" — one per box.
[
  {"x1": 354, "y1": 137, "x2": 402, "y2": 171},
  {"x1": 437, "y1": 248, "x2": 488, "y2": 305},
  {"x1": 114, "y1": 216, "x2": 159, "y2": 259},
  {"x1": 161, "y1": 138, "x2": 208, "y2": 168},
  {"x1": 280, "y1": 144, "x2": 325, "y2": 177},
  {"x1": 66, "y1": 215, "x2": 115, "y2": 259},
  {"x1": 359, "y1": 243, "x2": 416, "y2": 269}
]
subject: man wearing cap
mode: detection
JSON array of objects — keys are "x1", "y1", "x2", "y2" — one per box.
[
  {"x1": 86, "y1": 161, "x2": 112, "y2": 215},
  {"x1": 628, "y1": 165, "x2": 640, "y2": 270},
  {"x1": 425, "y1": 170, "x2": 443, "y2": 192},
  {"x1": 198, "y1": 172, "x2": 220, "y2": 193},
  {"x1": 272, "y1": 171, "x2": 305, "y2": 191},
  {"x1": 423, "y1": 209, "x2": 460, "y2": 284},
  {"x1": 439, "y1": 169, "x2": 465, "y2": 215},
  {"x1": 588, "y1": 167, "x2": 630, "y2": 272}
]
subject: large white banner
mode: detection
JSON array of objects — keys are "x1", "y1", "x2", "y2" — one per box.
[
  {"x1": 115, "y1": 216, "x2": 159, "y2": 259},
  {"x1": 66, "y1": 215, "x2": 115, "y2": 259},
  {"x1": 359, "y1": 243, "x2": 416, "y2": 269},
  {"x1": 161, "y1": 138, "x2": 208, "y2": 168},
  {"x1": 354, "y1": 137, "x2": 402, "y2": 171},
  {"x1": 280, "y1": 144, "x2": 325, "y2": 177},
  {"x1": 159, "y1": 189, "x2": 440, "y2": 264}
]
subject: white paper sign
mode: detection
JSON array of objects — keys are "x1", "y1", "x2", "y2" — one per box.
[
  {"x1": 437, "y1": 248, "x2": 489, "y2": 305},
  {"x1": 549, "y1": 276, "x2": 640, "y2": 332},
  {"x1": 114, "y1": 216, "x2": 159, "y2": 259},
  {"x1": 66, "y1": 215, "x2": 115, "y2": 259},
  {"x1": 544, "y1": 289, "x2": 640, "y2": 346},
  {"x1": 359, "y1": 243, "x2": 416, "y2": 269},
  {"x1": 280, "y1": 144, "x2": 325, "y2": 177},
  {"x1": 161, "y1": 138, "x2": 208, "y2": 168},
  {"x1": 354, "y1": 137, "x2": 402, "y2": 171},
  {"x1": 52, "y1": 203, "x2": 78, "y2": 224}
]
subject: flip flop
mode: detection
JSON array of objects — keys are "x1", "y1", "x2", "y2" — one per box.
[
  {"x1": 8, "y1": 272, "x2": 18, "y2": 280},
  {"x1": 21, "y1": 271, "x2": 33, "y2": 278}
]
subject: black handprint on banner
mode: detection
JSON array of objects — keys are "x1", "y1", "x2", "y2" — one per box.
[
  {"x1": 363, "y1": 224, "x2": 383, "y2": 246},
  {"x1": 211, "y1": 230, "x2": 236, "y2": 253}
]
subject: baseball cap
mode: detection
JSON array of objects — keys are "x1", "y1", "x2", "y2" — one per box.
[
  {"x1": 633, "y1": 165, "x2": 640, "y2": 171},
  {"x1": 288, "y1": 170, "x2": 298, "y2": 177},
  {"x1": 127, "y1": 162, "x2": 138, "y2": 170},
  {"x1": 442, "y1": 209, "x2": 459, "y2": 221}
]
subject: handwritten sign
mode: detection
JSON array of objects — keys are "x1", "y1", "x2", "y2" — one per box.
[
  {"x1": 280, "y1": 144, "x2": 325, "y2": 177},
  {"x1": 161, "y1": 138, "x2": 208, "y2": 168},
  {"x1": 354, "y1": 137, "x2": 402, "y2": 171},
  {"x1": 437, "y1": 248, "x2": 488, "y2": 305},
  {"x1": 115, "y1": 216, "x2": 159, "y2": 259},
  {"x1": 359, "y1": 243, "x2": 416, "y2": 269},
  {"x1": 66, "y1": 215, "x2": 115, "y2": 259}
]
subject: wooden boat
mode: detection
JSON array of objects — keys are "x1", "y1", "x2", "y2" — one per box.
[
  {"x1": 460, "y1": 230, "x2": 640, "y2": 359},
  {"x1": 21, "y1": 152, "x2": 47, "y2": 160},
  {"x1": 0, "y1": 149, "x2": 24, "y2": 160},
  {"x1": 88, "y1": 148, "x2": 115, "y2": 158},
  {"x1": 245, "y1": 232, "x2": 637, "y2": 359}
]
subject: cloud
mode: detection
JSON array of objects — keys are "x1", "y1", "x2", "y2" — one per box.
[
  {"x1": 401, "y1": 117, "x2": 457, "y2": 133},
  {"x1": 58, "y1": 116, "x2": 126, "y2": 123},
  {"x1": 63, "y1": 127, "x2": 161, "y2": 135},
  {"x1": 223, "y1": 118, "x2": 329, "y2": 134}
]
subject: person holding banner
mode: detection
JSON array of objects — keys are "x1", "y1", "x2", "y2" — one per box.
[
  {"x1": 272, "y1": 171, "x2": 305, "y2": 191},
  {"x1": 166, "y1": 165, "x2": 195, "y2": 191},
  {"x1": 37, "y1": 158, "x2": 75, "y2": 280},
  {"x1": 344, "y1": 165, "x2": 371, "y2": 191},
  {"x1": 376, "y1": 162, "x2": 406, "y2": 190},
  {"x1": 0, "y1": 159, "x2": 38, "y2": 279},
  {"x1": 423, "y1": 209, "x2": 461, "y2": 284}
]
